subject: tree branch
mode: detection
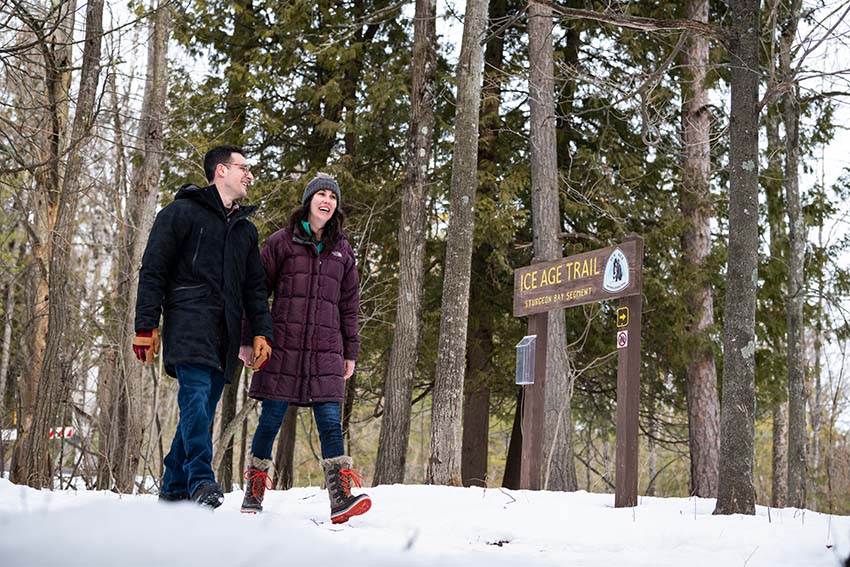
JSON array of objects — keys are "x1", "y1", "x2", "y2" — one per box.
[{"x1": 530, "y1": 0, "x2": 724, "y2": 40}]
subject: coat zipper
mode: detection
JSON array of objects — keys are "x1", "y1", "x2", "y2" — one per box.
[
  {"x1": 191, "y1": 227, "x2": 205, "y2": 273},
  {"x1": 299, "y1": 244, "x2": 323, "y2": 403}
]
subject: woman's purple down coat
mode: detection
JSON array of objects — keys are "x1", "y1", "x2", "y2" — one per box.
[{"x1": 247, "y1": 224, "x2": 360, "y2": 405}]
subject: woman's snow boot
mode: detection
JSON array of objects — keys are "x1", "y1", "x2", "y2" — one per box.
[
  {"x1": 320, "y1": 455, "x2": 371, "y2": 524},
  {"x1": 241, "y1": 454, "x2": 273, "y2": 513}
]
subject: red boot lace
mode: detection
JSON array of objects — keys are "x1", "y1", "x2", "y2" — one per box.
[
  {"x1": 243, "y1": 469, "x2": 272, "y2": 499},
  {"x1": 338, "y1": 468, "x2": 365, "y2": 495}
]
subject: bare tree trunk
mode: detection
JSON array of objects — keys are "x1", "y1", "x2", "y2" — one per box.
[
  {"x1": 0, "y1": 233, "x2": 26, "y2": 478},
  {"x1": 763, "y1": 107, "x2": 788, "y2": 508},
  {"x1": 373, "y1": 0, "x2": 437, "y2": 485},
  {"x1": 105, "y1": 0, "x2": 170, "y2": 492},
  {"x1": 22, "y1": 0, "x2": 104, "y2": 489},
  {"x1": 583, "y1": 425, "x2": 592, "y2": 490},
  {"x1": 427, "y1": 0, "x2": 488, "y2": 486},
  {"x1": 602, "y1": 438, "x2": 612, "y2": 483},
  {"x1": 772, "y1": 402, "x2": 788, "y2": 507},
  {"x1": 646, "y1": 415, "x2": 657, "y2": 497},
  {"x1": 214, "y1": 0, "x2": 255, "y2": 489},
  {"x1": 809, "y1": 350, "x2": 821, "y2": 509},
  {"x1": 502, "y1": 388, "x2": 523, "y2": 488},
  {"x1": 139, "y1": 354, "x2": 164, "y2": 486},
  {"x1": 715, "y1": 0, "x2": 760, "y2": 516},
  {"x1": 680, "y1": 0, "x2": 719, "y2": 498},
  {"x1": 274, "y1": 406, "x2": 298, "y2": 490},
  {"x1": 529, "y1": 0, "x2": 576, "y2": 491},
  {"x1": 13, "y1": 0, "x2": 77, "y2": 486},
  {"x1": 238, "y1": 371, "x2": 249, "y2": 488},
  {"x1": 460, "y1": 0, "x2": 507, "y2": 489},
  {"x1": 96, "y1": 62, "x2": 129, "y2": 489},
  {"x1": 218, "y1": 365, "x2": 240, "y2": 491},
  {"x1": 80, "y1": 207, "x2": 108, "y2": 485},
  {"x1": 524, "y1": 0, "x2": 577, "y2": 493},
  {"x1": 810, "y1": 200, "x2": 826, "y2": 509},
  {"x1": 461, "y1": 324, "x2": 491, "y2": 487},
  {"x1": 342, "y1": 372, "x2": 356, "y2": 452},
  {"x1": 779, "y1": 0, "x2": 806, "y2": 510},
  {"x1": 0, "y1": 243, "x2": 19, "y2": 420},
  {"x1": 212, "y1": 394, "x2": 257, "y2": 472}
]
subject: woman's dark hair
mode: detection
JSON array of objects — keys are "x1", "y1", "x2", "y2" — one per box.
[{"x1": 288, "y1": 202, "x2": 346, "y2": 249}]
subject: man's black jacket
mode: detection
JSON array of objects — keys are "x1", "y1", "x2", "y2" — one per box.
[{"x1": 135, "y1": 184, "x2": 273, "y2": 383}]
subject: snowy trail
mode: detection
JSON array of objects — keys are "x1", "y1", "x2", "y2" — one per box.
[{"x1": 0, "y1": 478, "x2": 845, "y2": 566}]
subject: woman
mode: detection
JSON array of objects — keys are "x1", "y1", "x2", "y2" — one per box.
[{"x1": 239, "y1": 173, "x2": 370, "y2": 523}]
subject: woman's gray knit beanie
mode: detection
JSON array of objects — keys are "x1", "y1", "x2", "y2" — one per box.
[{"x1": 302, "y1": 173, "x2": 341, "y2": 206}]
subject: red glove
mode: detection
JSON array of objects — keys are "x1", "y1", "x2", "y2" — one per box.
[{"x1": 132, "y1": 329, "x2": 160, "y2": 364}]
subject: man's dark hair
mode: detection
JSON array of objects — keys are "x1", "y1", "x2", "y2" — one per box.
[
  {"x1": 288, "y1": 203, "x2": 347, "y2": 250},
  {"x1": 203, "y1": 145, "x2": 245, "y2": 182}
]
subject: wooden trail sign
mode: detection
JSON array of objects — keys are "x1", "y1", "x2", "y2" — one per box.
[
  {"x1": 514, "y1": 238, "x2": 642, "y2": 316},
  {"x1": 514, "y1": 235, "x2": 644, "y2": 507}
]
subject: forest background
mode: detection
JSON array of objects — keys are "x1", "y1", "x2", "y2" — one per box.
[{"x1": 2, "y1": 0, "x2": 850, "y2": 516}]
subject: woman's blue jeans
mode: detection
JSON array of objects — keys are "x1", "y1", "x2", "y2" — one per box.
[{"x1": 251, "y1": 400, "x2": 344, "y2": 460}]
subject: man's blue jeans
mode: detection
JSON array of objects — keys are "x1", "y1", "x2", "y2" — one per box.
[
  {"x1": 251, "y1": 400, "x2": 344, "y2": 460},
  {"x1": 161, "y1": 364, "x2": 225, "y2": 497}
]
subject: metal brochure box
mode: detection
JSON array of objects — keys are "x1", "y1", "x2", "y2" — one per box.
[{"x1": 515, "y1": 335, "x2": 537, "y2": 385}]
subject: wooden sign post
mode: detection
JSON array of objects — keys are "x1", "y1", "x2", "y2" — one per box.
[{"x1": 513, "y1": 235, "x2": 644, "y2": 507}]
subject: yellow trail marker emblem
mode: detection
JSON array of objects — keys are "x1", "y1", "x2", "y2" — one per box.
[{"x1": 616, "y1": 307, "x2": 629, "y2": 328}]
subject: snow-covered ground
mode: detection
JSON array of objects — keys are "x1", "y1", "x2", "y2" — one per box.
[{"x1": 0, "y1": 478, "x2": 846, "y2": 566}]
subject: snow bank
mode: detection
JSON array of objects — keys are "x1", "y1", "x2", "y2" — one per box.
[{"x1": 0, "y1": 479, "x2": 845, "y2": 566}]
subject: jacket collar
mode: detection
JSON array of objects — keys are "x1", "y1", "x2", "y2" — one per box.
[
  {"x1": 292, "y1": 221, "x2": 315, "y2": 247},
  {"x1": 175, "y1": 184, "x2": 256, "y2": 220},
  {"x1": 291, "y1": 224, "x2": 349, "y2": 255}
]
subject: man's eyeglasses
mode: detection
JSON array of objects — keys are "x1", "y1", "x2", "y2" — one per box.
[{"x1": 224, "y1": 162, "x2": 252, "y2": 175}]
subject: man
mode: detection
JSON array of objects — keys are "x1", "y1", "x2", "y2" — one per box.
[{"x1": 133, "y1": 145, "x2": 273, "y2": 508}]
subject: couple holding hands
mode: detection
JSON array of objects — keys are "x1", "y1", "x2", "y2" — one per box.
[{"x1": 132, "y1": 145, "x2": 370, "y2": 524}]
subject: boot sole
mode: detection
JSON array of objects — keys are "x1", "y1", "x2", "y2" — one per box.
[
  {"x1": 240, "y1": 508, "x2": 261, "y2": 514},
  {"x1": 331, "y1": 497, "x2": 371, "y2": 524}
]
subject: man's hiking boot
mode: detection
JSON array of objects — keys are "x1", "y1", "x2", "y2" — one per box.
[
  {"x1": 320, "y1": 455, "x2": 371, "y2": 524},
  {"x1": 192, "y1": 482, "x2": 225, "y2": 510},
  {"x1": 158, "y1": 490, "x2": 190, "y2": 503},
  {"x1": 241, "y1": 454, "x2": 273, "y2": 514}
]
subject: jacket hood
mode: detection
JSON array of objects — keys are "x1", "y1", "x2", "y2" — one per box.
[
  {"x1": 175, "y1": 184, "x2": 257, "y2": 218},
  {"x1": 175, "y1": 184, "x2": 224, "y2": 213}
]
